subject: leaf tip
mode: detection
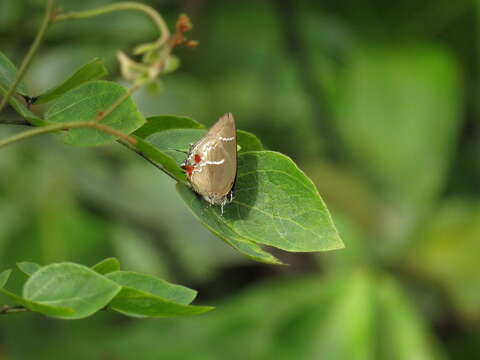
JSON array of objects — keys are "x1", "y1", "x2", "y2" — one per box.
[
  {"x1": 91, "y1": 257, "x2": 121, "y2": 275},
  {"x1": 0, "y1": 269, "x2": 12, "y2": 288},
  {"x1": 16, "y1": 261, "x2": 42, "y2": 277},
  {"x1": 198, "y1": 305, "x2": 215, "y2": 313}
]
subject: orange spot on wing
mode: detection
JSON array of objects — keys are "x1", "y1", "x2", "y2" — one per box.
[{"x1": 182, "y1": 164, "x2": 194, "y2": 177}]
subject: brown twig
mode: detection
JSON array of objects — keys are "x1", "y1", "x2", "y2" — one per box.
[{"x1": 0, "y1": 305, "x2": 28, "y2": 315}]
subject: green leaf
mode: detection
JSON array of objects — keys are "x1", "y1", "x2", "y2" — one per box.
[
  {"x1": 146, "y1": 128, "x2": 202, "y2": 162},
  {"x1": 106, "y1": 271, "x2": 196, "y2": 305},
  {"x1": 146, "y1": 126, "x2": 340, "y2": 259},
  {"x1": 0, "y1": 287, "x2": 75, "y2": 317},
  {"x1": 44, "y1": 80, "x2": 145, "y2": 146},
  {"x1": 0, "y1": 52, "x2": 46, "y2": 125},
  {"x1": 0, "y1": 269, "x2": 11, "y2": 288},
  {"x1": 306, "y1": 270, "x2": 376, "y2": 360},
  {"x1": 0, "y1": 50, "x2": 28, "y2": 95},
  {"x1": 177, "y1": 151, "x2": 343, "y2": 258},
  {"x1": 3, "y1": 93, "x2": 47, "y2": 126},
  {"x1": 334, "y1": 46, "x2": 461, "y2": 211},
  {"x1": 133, "y1": 115, "x2": 204, "y2": 138},
  {"x1": 91, "y1": 257, "x2": 120, "y2": 275},
  {"x1": 376, "y1": 276, "x2": 445, "y2": 360},
  {"x1": 0, "y1": 268, "x2": 74, "y2": 317},
  {"x1": 106, "y1": 271, "x2": 213, "y2": 318},
  {"x1": 34, "y1": 58, "x2": 108, "y2": 104},
  {"x1": 236, "y1": 130, "x2": 264, "y2": 152},
  {"x1": 108, "y1": 287, "x2": 213, "y2": 318},
  {"x1": 134, "y1": 136, "x2": 186, "y2": 181},
  {"x1": 5, "y1": 95, "x2": 49, "y2": 126},
  {"x1": 22, "y1": 262, "x2": 121, "y2": 319},
  {"x1": 17, "y1": 262, "x2": 41, "y2": 276},
  {"x1": 103, "y1": 270, "x2": 444, "y2": 359},
  {"x1": 407, "y1": 201, "x2": 480, "y2": 319},
  {"x1": 177, "y1": 183, "x2": 281, "y2": 264}
]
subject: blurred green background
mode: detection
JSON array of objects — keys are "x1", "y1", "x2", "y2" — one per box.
[{"x1": 0, "y1": 0, "x2": 479, "y2": 359}]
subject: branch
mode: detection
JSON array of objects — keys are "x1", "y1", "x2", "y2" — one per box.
[
  {"x1": 117, "y1": 138, "x2": 177, "y2": 181},
  {"x1": 90, "y1": 123, "x2": 138, "y2": 145},
  {"x1": 0, "y1": 116, "x2": 32, "y2": 126},
  {"x1": 0, "y1": 0, "x2": 54, "y2": 112},
  {"x1": 53, "y1": 2, "x2": 170, "y2": 47},
  {"x1": 0, "y1": 121, "x2": 137, "y2": 149},
  {"x1": 0, "y1": 305, "x2": 28, "y2": 315}
]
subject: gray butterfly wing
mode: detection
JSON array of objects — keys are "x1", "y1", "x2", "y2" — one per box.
[{"x1": 190, "y1": 113, "x2": 237, "y2": 201}]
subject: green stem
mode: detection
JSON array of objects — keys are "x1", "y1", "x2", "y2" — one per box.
[
  {"x1": 0, "y1": 117, "x2": 173, "y2": 180},
  {"x1": 53, "y1": 2, "x2": 170, "y2": 47},
  {"x1": 0, "y1": 121, "x2": 137, "y2": 149},
  {"x1": 0, "y1": 122, "x2": 88, "y2": 148},
  {"x1": 117, "y1": 138, "x2": 177, "y2": 181},
  {"x1": 0, "y1": 0, "x2": 54, "y2": 113}
]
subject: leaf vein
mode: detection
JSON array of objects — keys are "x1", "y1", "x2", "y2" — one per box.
[
  {"x1": 237, "y1": 169, "x2": 315, "y2": 196},
  {"x1": 232, "y1": 200, "x2": 321, "y2": 241}
]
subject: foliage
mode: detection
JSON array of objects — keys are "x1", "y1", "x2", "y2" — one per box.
[
  {"x1": 0, "y1": 259, "x2": 212, "y2": 319},
  {"x1": 0, "y1": 0, "x2": 342, "y2": 320},
  {"x1": 0, "y1": 0, "x2": 478, "y2": 359}
]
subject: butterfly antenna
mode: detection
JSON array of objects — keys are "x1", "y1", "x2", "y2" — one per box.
[{"x1": 167, "y1": 148, "x2": 189, "y2": 154}]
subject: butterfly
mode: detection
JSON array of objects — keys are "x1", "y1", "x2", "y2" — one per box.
[{"x1": 181, "y1": 113, "x2": 237, "y2": 213}]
